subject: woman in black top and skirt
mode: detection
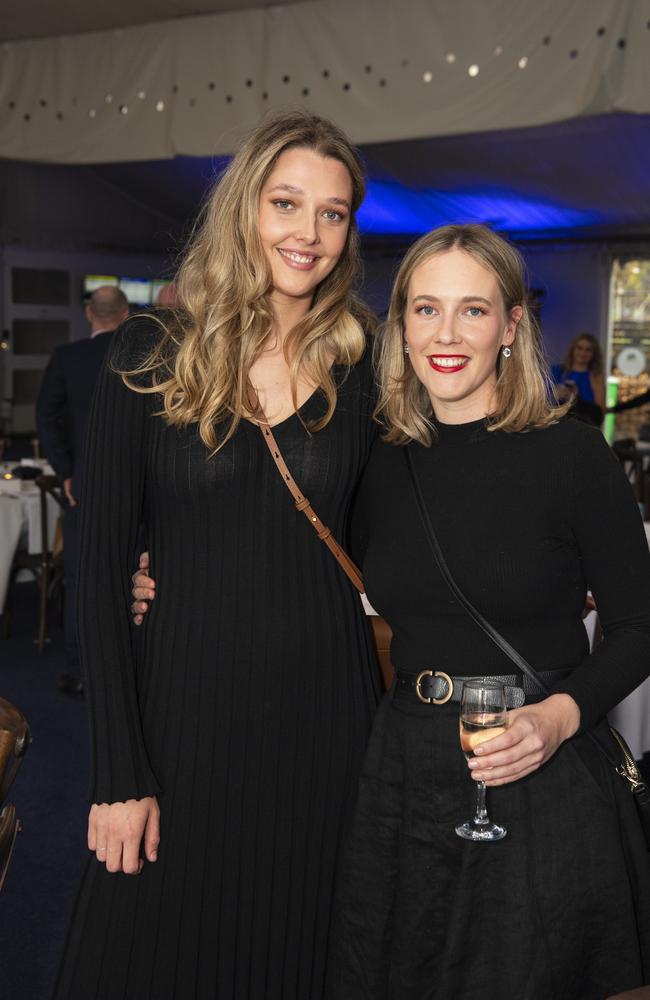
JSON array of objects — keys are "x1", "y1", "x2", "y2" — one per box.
[{"x1": 328, "y1": 224, "x2": 650, "y2": 999}]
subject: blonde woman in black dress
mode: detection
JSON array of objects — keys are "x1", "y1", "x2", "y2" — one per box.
[
  {"x1": 329, "y1": 224, "x2": 650, "y2": 998},
  {"x1": 55, "y1": 111, "x2": 382, "y2": 1000}
]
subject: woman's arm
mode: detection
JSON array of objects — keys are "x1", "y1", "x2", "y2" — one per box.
[
  {"x1": 78, "y1": 323, "x2": 162, "y2": 870},
  {"x1": 464, "y1": 423, "x2": 650, "y2": 786},
  {"x1": 555, "y1": 425, "x2": 650, "y2": 725}
]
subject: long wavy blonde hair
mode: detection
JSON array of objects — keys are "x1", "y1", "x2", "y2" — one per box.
[
  {"x1": 121, "y1": 110, "x2": 372, "y2": 450},
  {"x1": 375, "y1": 224, "x2": 567, "y2": 445}
]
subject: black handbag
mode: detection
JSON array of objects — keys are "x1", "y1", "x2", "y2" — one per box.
[{"x1": 404, "y1": 446, "x2": 650, "y2": 850}]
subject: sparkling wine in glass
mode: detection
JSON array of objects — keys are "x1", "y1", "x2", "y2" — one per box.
[{"x1": 456, "y1": 679, "x2": 508, "y2": 842}]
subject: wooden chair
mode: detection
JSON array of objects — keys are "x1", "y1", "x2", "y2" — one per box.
[
  {"x1": 0, "y1": 804, "x2": 20, "y2": 892},
  {"x1": 0, "y1": 698, "x2": 30, "y2": 893},
  {"x1": 1, "y1": 475, "x2": 65, "y2": 650}
]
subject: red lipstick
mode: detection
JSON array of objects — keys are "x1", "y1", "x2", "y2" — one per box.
[{"x1": 427, "y1": 355, "x2": 469, "y2": 374}]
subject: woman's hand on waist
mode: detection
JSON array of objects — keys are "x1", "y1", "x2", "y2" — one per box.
[
  {"x1": 466, "y1": 693, "x2": 581, "y2": 787},
  {"x1": 88, "y1": 796, "x2": 160, "y2": 874}
]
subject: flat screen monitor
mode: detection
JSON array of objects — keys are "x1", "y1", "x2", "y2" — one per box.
[{"x1": 118, "y1": 278, "x2": 153, "y2": 307}]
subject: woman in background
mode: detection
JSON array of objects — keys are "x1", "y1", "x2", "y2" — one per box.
[
  {"x1": 551, "y1": 331, "x2": 605, "y2": 424},
  {"x1": 329, "y1": 225, "x2": 650, "y2": 999},
  {"x1": 55, "y1": 110, "x2": 382, "y2": 1000}
]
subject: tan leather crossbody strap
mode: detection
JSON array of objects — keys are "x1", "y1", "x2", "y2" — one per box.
[{"x1": 260, "y1": 422, "x2": 365, "y2": 593}]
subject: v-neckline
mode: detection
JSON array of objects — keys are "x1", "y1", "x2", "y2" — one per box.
[{"x1": 242, "y1": 363, "x2": 341, "y2": 432}]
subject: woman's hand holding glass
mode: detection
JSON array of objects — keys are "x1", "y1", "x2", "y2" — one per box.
[{"x1": 467, "y1": 693, "x2": 580, "y2": 787}]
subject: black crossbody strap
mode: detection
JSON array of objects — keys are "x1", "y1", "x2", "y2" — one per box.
[
  {"x1": 404, "y1": 446, "x2": 549, "y2": 694},
  {"x1": 403, "y1": 444, "x2": 626, "y2": 772}
]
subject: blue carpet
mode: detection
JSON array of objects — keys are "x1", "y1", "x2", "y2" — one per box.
[{"x1": 1, "y1": 582, "x2": 88, "y2": 1000}]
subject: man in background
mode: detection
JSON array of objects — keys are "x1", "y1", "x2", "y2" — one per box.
[
  {"x1": 36, "y1": 285, "x2": 129, "y2": 694},
  {"x1": 154, "y1": 282, "x2": 178, "y2": 309}
]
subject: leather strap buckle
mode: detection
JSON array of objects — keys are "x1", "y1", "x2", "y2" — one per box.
[{"x1": 415, "y1": 669, "x2": 453, "y2": 705}]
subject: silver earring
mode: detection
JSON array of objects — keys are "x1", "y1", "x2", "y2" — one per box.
[
  {"x1": 404, "y1": 343, "x2": 409, "y2": 354},
  {"x1": 502, "y1": 346, "x2": 512, "y2": 358}
]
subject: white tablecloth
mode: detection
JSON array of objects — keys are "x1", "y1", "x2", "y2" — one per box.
[{"x1": 0, "y1": 463, "x2": 60, "y2": 610}]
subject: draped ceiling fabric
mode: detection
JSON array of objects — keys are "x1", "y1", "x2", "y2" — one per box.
[{"x1": 0, "y1": 0, "x2": 649, "y2": 164}]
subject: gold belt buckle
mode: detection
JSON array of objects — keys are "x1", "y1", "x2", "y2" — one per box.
[{"x1": 415, "y1": 670, "x2": 453, "y2": 705}]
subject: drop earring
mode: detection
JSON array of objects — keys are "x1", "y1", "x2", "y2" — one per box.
[
  {"x1": 501, "y1": 346, "x2": 512, "y2": 358},
  {"x1": 404, "y1": 343, "x2": 409, "y2": 354}
]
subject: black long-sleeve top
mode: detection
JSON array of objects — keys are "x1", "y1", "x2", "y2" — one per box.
[
  {"x1": 354, "y1": 417, "x2": 650, "y2": 731},
  {"x1": 76, "y1": 320, "x2": 379, "y2": 805}
]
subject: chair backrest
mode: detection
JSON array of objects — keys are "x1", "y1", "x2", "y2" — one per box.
[
  {"x1": 0, "y1": 803, "x2": 20, "y2": 892},
  {"x1": 612, "y1": 438, "x2": 640, "y2": 460},
  {"x1": 0, "y1": 698, "x2": 30, "y2": 892},
  {"x1": 0, "y1": 697, "x2": 31, "y2": 806}
]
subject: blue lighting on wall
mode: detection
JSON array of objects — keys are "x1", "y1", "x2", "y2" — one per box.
[{"x1": 357, "y1": 180, "x2": 603, "y2": 235}]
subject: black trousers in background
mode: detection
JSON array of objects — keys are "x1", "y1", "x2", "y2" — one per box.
[{"x1": 63, "y1": 503, "x2": 80, "y2": 671}]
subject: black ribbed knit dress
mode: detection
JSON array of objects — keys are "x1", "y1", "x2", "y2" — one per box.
[{"x1": 54, "y1": 319, "x2": 382, "y2": 1000}]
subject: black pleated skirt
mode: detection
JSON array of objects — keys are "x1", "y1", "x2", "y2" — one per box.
[{"x1": 327, "y1": 685, "x2": 650, "y2": 1000}]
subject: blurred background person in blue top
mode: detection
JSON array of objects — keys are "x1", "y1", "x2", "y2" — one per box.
[{"x1": 551, "y1": 332, "x2": 605, "y2": 426}]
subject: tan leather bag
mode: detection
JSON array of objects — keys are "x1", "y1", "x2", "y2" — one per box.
[{"x1": 260, "y1": 423, "x2": 394, "y2": 689}]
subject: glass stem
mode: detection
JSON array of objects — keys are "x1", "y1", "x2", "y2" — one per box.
[{"x1": 474, "y1": 780, "x2": 489, "y2": 826}]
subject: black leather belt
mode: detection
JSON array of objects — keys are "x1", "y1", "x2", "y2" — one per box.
[{"x1": 395, "y1": 669, "x2": 573, "y2": 709}]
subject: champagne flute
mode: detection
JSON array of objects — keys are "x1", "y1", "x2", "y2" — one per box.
[{"x1": 456, "y1": 679, "x2": 508, "y2": 842}]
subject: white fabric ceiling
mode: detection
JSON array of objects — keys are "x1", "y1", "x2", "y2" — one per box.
[
  {"x1": 0, "y1": 0, "x2": 649, "y2": 164},
  {"x1": 0, "y1": 0, "x2": 307, "y2": 43}
]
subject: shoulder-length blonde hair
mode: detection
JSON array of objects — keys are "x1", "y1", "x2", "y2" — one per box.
[
  {"x1": 562, "y1": 332, "x2": 603, "y2": 375},
  {"x1": 375, "y1": 224, "x2": 567, "y2": 445},
  {"x1": 121, "y1": 109, "x2": 372, "y2": 451}
]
